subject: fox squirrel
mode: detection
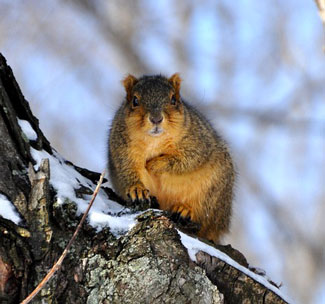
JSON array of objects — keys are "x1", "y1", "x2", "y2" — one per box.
[{"x1": 108, "y1": 74, "x2": 235, "y2": 243}]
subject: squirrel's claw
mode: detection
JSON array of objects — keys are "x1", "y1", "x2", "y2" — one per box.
[
  {"x1": 170, "y1": 211, "x2": 201, "y2": 234},
  {"x1": 170, "y1": 212, "x2": 191, "y2": 224},
  {"x1": 170, "y1": 211, "x2": 181, "y2": 222},
  {"x1": 127, "y1": 184, "x2": 150, "y2": 202},
  {"x1": 126, "y1": 184, "x2": 160, "y2": 210},
  {"x1": 170, "y1": 204, "x2": 197, "y2": 227},
  {"x1": 171, "y1": 205, "x2": 192, "y2": 220}
]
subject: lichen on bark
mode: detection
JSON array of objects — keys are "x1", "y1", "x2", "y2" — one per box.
[{"x1": 84, "y1": 211, "x2": 223, "y2": 304}]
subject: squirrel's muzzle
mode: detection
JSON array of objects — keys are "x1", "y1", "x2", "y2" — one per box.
[{"x1": 149, "y1": 114, "x2": 163, "y2": 125}]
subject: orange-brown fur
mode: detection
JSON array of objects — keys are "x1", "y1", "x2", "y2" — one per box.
[{"x1": 108, "y1": 74, "x2": 234, "y2": 243}]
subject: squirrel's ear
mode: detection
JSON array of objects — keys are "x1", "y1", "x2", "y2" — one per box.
[
  {"x1": 122, "y1": 74, "x2": 138, "y2": 100},
  {"x1": 168, "y1": 73, "x2": 182, "y2": 98}
]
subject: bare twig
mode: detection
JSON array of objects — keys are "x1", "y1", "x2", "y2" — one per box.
[
  {"x1": 315, "y1": 0, "x2": 325, "y2": 51},
  {"x1": 315, "y1": 0, "x2": 325, "y2": 23},
  {"x1": 20, "y1": 169, "x2": 106, "y2": 304}
]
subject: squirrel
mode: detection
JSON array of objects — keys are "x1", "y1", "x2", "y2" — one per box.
[{"x1": 108, "y1": 73, "x2": 235, "y2": 244}]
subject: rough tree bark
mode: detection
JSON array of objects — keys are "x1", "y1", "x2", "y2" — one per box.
[{"x1": 0, "y1": 53, "x2": 289, "y2": 304}]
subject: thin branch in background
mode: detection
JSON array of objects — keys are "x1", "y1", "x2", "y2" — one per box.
[
  {"x1": 315, "y1": 0, "x2": 325, "y2": 51},
  {"x1": 20, "y1": 169, "x2": 106, "y2": 304}
]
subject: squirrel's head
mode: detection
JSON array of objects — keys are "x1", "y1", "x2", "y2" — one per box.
[{"x1": 122, "y1": 74, "x2": 184, "y2": 137}]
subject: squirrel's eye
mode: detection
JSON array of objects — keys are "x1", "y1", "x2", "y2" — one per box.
[
  {"x1": 132, "y1": 96, "x2": 139, "y2": 107},
  {"x1": 171, "y1": 94, "x2": 177, "y2": 105}
]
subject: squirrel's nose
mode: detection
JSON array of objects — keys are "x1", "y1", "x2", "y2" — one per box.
[{"x1": 149, "y1": 115, "x2": 163, "y2": 125}]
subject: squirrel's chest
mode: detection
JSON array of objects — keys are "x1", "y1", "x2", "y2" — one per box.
[{"x1": 130, "y1": 136, "x2": 175, "y2": 165}]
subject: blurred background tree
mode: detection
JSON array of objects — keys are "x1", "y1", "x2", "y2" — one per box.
[{"x1": 0, "y1": 0, "x2": 324, "y2": 303}]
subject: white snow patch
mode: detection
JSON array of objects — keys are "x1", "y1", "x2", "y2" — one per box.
[
  {"x1": 0, "y1": 194, "x2": 22, "y2": 224},
  {"x1": 18, "y1": 119, "x2": 37, "y2": 140},
  {"x1": 178, "y1": 231, "x2": 291, "y2": 303},
  {"x1": 88, "y1": 211, "x2": 138, "y2": 233},
  {"x1": 31, "y1": 147, "x2": 139, "y2": 237}
]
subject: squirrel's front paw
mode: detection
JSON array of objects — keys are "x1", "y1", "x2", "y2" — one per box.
[
  {"x1": 171, "y1": 204, "x2": 193, "y2": 220},
  {"x1": 127, "y1": 183, "x2": 150, "y2": 202},
  {"x1": 170, "y1": 205, "x2": 201, "y2": 233},
  {"x1": 146, "y1": 155, "x2": 168, "y2": 173}
]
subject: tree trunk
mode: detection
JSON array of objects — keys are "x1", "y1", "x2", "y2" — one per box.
[{"x1": 0, "y1": 53, "x2": 289, "y2": 304}]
